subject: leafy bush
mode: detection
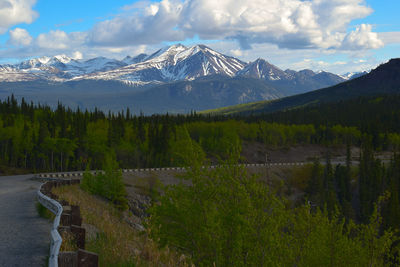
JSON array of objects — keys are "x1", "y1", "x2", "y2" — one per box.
[
  {"x1": 36, "y1": 202, "x2": 55, "y2": 220},
  {"x1": 81, "y1": 153, "x2": 128, "y2": 210}
]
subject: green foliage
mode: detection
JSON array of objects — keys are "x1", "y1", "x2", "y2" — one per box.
[
  {"x1": 187, "y1": 121, "x2": 241, "y2": 158},
  {"x1": 169, "y1": 125, "x2": 205, "y2": 166},
  {"x1": 306, "y1": 158, "x2": 324, "y2": 205},
  {"x1": 388, "y1": 133, "x2": 400, "y2": 150},
  {"x1": 288, "y1": 164, "x2": 314, "y2": 191},
  {"x1": 36, "y1": 202, "x2": 55, "y2": 220},
  {"x1": 81, "y1": 153, "x2": 128, "y2": 210},
  {"x1": 148, "y1": 155, "x2": 399, "y2": 266},
  {"x1": 359, "y1": 142, "x2": 385, "y2": 222}
]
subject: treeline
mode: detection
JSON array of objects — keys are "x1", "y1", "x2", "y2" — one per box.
[
  {"x1": 248, "y1": 94, "x2": 400, "y2": 150},
  {"x1": 305, "y1": 142, "x2": 400, "y2": 231},
  {"x1": 1, "y1": 95, "x2": 400, "y2": 172}
]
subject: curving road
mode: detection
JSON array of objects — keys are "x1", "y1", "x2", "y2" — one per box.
[{"x1": 0, "y1": 175, "x2": 51, "y2": 267}]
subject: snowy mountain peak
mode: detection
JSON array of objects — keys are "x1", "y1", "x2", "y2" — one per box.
[
  {"x1": 122, "y1": 54, "x2": 148, "y2": 65},
  {"x1": 53, "y1": 54, "x2": 73, "y2": 64},
  {"x1": 17, "y1": 55, "x2": 75, "y2": 70},
  {"x1": 36, "y1": 56, "x2": 51, "y2": 65},
  {"x1": 97, "y1": 44, "x2": 246, "y2": 83},
  {"x1": 238, "y1": 58, "x2": 288, "y2": 80},
  {"x1": 145, "y1": 44, "x2": 187, "y2": 61},
  {"x1": 340, "y1": 71, "x2": 369, "y2": 80}
]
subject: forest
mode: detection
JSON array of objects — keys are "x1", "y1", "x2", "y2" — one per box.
[
  {"x1": 1, "y1": 94, "x2": 400, "y2": 173},
  {"x1": 247, "y1": 94, "x2": 400, "y2": 150}
]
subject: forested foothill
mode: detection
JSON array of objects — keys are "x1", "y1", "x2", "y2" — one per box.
[
  {"x1": 2, "y1": 92, "x2": 400, "y2": 265},
  {"x1": 2, "y1": 94, "x2": 400, "y2": 172}
]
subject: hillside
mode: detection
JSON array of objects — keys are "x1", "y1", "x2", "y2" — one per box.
[
  {"x1": 0, "y1": 76, "x2": 281, "y2": 113},
  {"x1": 204, "y1": 58, "x2": 400, "y2": 116}
]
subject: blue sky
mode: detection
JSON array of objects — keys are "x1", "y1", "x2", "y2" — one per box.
[{"x1": 0, "y1": 0, "x2": 399, "y2": 74}]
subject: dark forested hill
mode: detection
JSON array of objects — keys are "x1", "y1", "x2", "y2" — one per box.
[{"x1": 206, "y1": 58, "x2": 400, "y2": 115}]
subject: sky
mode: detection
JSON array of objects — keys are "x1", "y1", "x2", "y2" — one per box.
[{"x1": 0, "y1": 0, "x2": 399, "y2": 74}]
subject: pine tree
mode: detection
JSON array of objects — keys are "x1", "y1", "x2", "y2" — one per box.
[
  {"x1": 306, "y1": 157, "x2": 324, "y2": 206},
  {"x1": 382, "y1": 154, "x2": 400, "y2": 230}
]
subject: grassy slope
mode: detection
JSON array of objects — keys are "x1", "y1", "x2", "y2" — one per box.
[{"x1": 53, "y1": 185, "x2": 191, "y2": 267}]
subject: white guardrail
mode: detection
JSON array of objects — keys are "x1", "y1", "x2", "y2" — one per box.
[
  {"x1": 37, "y1": 183, "x2": 63, "y2": 267},
  {"x1": 35, "y1": 163, "x2": 307, "y2": 178}
]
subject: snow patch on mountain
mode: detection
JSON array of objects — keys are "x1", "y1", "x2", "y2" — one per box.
[{"x1": 340, "y1": 71, "x2": 369, "y2": 80}]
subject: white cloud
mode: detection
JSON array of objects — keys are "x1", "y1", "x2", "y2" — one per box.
[
  {"x1": 0, "y1": 26, "x2": 154, "y2": 62},
  {"x1": 87, "y1": 0, "x2": 184, "y2": 46},
  {"x1": 8, "y1": 27, "x2": 32, "y2": 46},
  {"x1": 121, "y1": 1, "x2": 152, "y2": 11},
  {"x1": 4, "y1": 0, "x2": 387, "y2": 58},
  {"x1": 230, "y1": 49, "x2": 243, "y2": 57},
  {"x1": 179, "y1": 0, "x2": 377, "y2": 50},
  {"x1": 36, "y1": 30, "x2": 70, "y2": 49},
  {"x1": 72, "y1": 51, "x2": 83, "y2": 60},
  {"x1": 82, "y1": 0, "x2": 383, "y2": 51},
  {"x1": 341, "y1": 24, "x2": 384, "y2": 50},
  {"x1": 36, "y1": 30, "x2": 86, "y2": 50},
  {"x1": 378, "y1": 32, "x2": 400, "y2": 45},
  {"x1": 0, "y1": 0, "x2": 38, "y2": 34}
]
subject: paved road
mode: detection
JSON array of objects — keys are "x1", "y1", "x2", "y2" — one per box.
[{"x1": 0, "y1": 175, "x2": 51, "y2": 267}]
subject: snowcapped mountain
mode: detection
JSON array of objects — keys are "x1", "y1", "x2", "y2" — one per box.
[
  {"x1": 237, "y1": 58, "x2": 290, "y2": 81},
  {"x1": 340, "y1": 71, "x2": 369, "y2": 80},
  {"x1": 76, "y1": 44, "x2": 246, "y2": 84},
  {"x1": 122, "y1": 54, "x2": 148, "y2": 65},
  {"x1": 237, "y1": 58, "x2": 346, "y2": 95},
  {"x1": 0, "y1": 55, "x2": 132, "y2": 81}
]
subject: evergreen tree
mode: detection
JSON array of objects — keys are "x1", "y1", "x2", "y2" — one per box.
[{"x1": 306, "y1": 157, "x2": 324, "y2": 206}]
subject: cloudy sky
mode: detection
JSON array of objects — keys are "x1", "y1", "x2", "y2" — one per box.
[{"x1": 0, "y1": 0, "x2": 399, "y2": 74}]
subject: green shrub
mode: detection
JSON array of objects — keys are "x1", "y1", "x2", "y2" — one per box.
[
  {"x1": 81, "y1": 153, "x2": 128, "y2": 210},
  {"x1": 36, "y1": 202, "x2": 55, "y2": 220}
]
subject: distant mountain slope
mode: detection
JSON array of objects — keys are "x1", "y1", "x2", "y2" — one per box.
[
  {"x1": 204, "y1": 58, "x2": 400, "y2": 115},
  {"x1": 0, "y1": 55, "x2": 131, "y2": 81},
  {"x1": 340, "y1": 71, "x2": 369, "y2": 80},
  {"x1": 0, "y1": 76, "x2": 282, "y2": 113},
  {"x1": 237, "y1": 58, "x2": 345, "y2": 95},
  {"x1": 124, "y1": 76, "x2": 283, "y2": 114}
]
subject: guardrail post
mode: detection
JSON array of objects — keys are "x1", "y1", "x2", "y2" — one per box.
[
  {"x1": 58, "y1": 252, "x2": 78, "y2": 267},
  {"x1": 77, "y1": 249, "x2": 98, "y2": 267},
  {"x1": 71, "y1": 225, "x2": 86, "y2": 249},
  {"x1": 71, "y1": 205, "x2": 82, "y2": 226}
]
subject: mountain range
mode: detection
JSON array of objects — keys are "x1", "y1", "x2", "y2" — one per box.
[{"x1": 0, "y1": 44, "x2": 366, "y2": 113}]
